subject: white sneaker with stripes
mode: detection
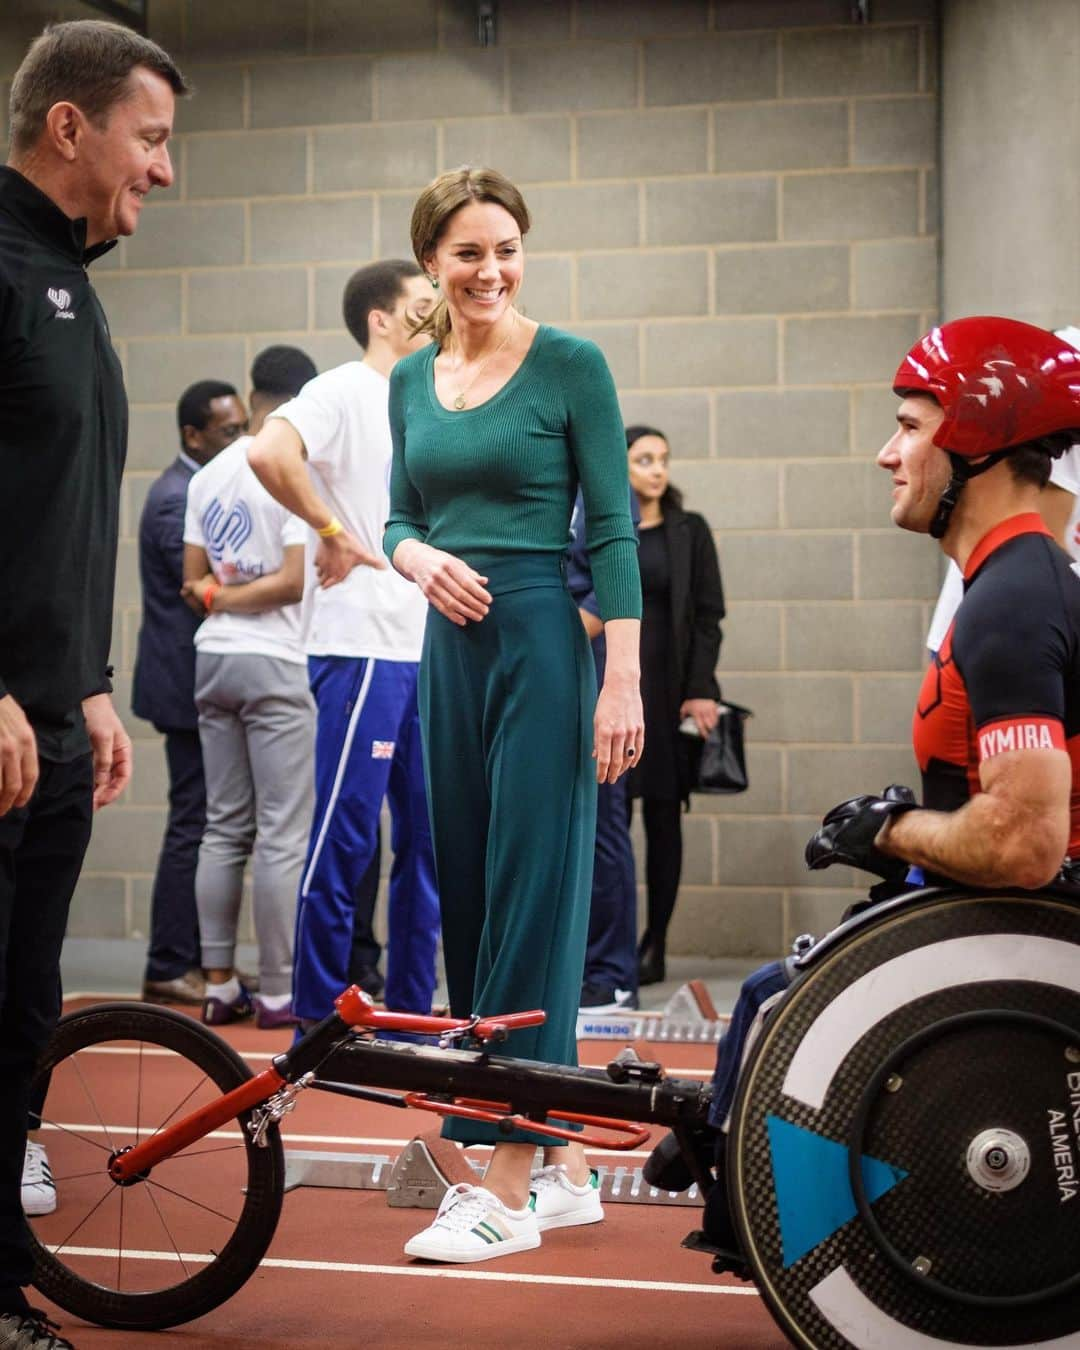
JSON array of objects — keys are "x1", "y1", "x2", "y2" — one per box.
[
  {"x1": 529, "y1": 1164, "x2": 604, "y2": 1231},
  {"x1": 22, "y1": 1141, "x2": 56, "y2": 1217},
  {"x1": 404, "y1": 1182, "x2": 540, "y2": 1262}
]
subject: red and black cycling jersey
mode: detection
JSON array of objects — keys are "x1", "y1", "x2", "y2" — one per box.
[{"x1": 914, "y1": 512, "x2": 1080, "y2": 851}]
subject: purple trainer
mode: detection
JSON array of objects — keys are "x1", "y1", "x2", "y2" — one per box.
[{"x1": 254, "y1": 996, "x2": 297, "y2": 1030}]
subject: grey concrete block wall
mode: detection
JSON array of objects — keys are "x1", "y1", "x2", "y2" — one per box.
[{"x1": 0, "y1": 0, "x2": 941, "y2": 959}]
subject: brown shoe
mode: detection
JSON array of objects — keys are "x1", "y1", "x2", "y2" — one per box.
[{"x1": 142, "y1": 969, "x2": 206, "y2": 1006}]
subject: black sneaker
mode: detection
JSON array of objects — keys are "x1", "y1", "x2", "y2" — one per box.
[
  {"x1": 352, "y1": 965, "x2": 385, "y2": 1000},
  {"x1": 0, "y1": 1308, "x2": 75, "y2": 1348},
  {"x1": 578, "y1": 984, "x2": 637, "y2": 1014}
]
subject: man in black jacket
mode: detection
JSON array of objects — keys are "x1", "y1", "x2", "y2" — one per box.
[
  {"x1": 133, "y1": 380, "x2": 247, "y2": 1007},
  {"x1": 0, "y1": 20, "x2": 187, "y2": 1345}
]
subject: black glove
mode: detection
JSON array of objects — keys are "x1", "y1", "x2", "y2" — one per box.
[{"x1": 804, "y1": 784, "x2": 918, "y2": 881}]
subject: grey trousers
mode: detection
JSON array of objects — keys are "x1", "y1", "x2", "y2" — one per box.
[{"x1": 194, "y1": 650, "x2": 315, "y2": 997}]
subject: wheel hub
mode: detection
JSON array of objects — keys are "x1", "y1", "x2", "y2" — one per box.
[{"x1": 966, "y1": 1128, "x2": 1030, "y2": 1193}]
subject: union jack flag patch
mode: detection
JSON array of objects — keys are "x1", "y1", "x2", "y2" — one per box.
[{"x1": 371, "y1": 741, "x2": 395, "y2": 759}]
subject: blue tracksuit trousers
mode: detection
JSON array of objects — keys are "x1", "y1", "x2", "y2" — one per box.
[{"x1": 292, "y1": 656, "x2": 440, "y2": 1021}]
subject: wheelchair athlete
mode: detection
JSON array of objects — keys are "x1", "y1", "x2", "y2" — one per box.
[{"x1": 652, "y1": 317, "x2": 1080, "y2": 1269}]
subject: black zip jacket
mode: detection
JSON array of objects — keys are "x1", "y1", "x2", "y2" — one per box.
[{"x1": 0, "y1": 166, "x2": 126, "y2": 759}]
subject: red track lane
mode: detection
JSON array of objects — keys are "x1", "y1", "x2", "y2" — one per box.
[{"x1": 34, "y1": 999, "x2": 787, "y2": 1349}]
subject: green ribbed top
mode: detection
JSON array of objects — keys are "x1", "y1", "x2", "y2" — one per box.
[{"x1": 384, "y1": 325, "x2": 641, "y2": 621}]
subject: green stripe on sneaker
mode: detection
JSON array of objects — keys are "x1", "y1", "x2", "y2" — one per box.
[{"x1": 473, "y1": 1220, "x2": 503, "y2": 1244}]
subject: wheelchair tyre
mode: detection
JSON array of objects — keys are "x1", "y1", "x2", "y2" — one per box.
[
  {"x1": 29, "y1": 1002, "x2": 285, "y2": 1331},
  {"x1": 728, "y1": 889, "x2": 1080, "y2": 1349}
]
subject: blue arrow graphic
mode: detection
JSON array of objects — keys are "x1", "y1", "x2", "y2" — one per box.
[{"x1": 766, "y1": 1114, "x2": 908, "y2": 1268}]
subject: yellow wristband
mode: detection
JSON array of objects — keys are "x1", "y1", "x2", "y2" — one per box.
[{"x1": 316, "y1": 516, "x2": 344, "y2": 538}]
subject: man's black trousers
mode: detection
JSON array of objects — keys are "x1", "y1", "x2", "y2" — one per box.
[
  {"x1": 144, "y1": 728, "x2": 205, "y2": 983},
  {"x1": 0, "y1": 754, "x2": 93, "y2": 1312}
]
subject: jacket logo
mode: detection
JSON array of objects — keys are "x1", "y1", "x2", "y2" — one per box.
[
  {"x1": 202, "y1": 497, "x2": 253, "y2": 562},
  {"x1": 47, "y1": 287, "x2": 75, "y2": 319}
]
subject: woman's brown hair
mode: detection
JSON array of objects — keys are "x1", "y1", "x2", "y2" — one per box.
[{"x1": 409, "y1": 166, "x2": 530, "y2": 346}]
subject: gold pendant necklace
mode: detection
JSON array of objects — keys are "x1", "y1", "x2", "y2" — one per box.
[{"x1": 449, "y1": 312, "x2": 516, "y2": 410}]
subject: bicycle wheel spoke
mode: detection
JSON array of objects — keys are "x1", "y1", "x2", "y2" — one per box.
[
  {"x1": 49, "y1": 1181, "x2": 119, "y2": 1257},
  {"x1": 68, "y1": 1052, "x2": 117, "y2": 1154},
  {"x1": 145, "y1": 1175, "x2": 243, "y2": 1226},
  {"x1": 135, "y1": 1040, "x2": 144, "y2": 1146},
  {"x1": 51, "y1": 1167, "x2": 121, "y2": 1184},
  {"x1": 147, "y1": 1074, "x2": 215, "y2": 1140},
  {"x1": 153, "y1": 1143, "x2": 246, "y2": 1164},
  {"x1": 117, "y1": 1186, "x2": 124, "y2": 1293},
  {"x1": 144, "y1": 1178, "x2": 192, "y2": 1280},
  {"x1": 39, "y1": 1117, "x2": 113, "y2": 1156}
]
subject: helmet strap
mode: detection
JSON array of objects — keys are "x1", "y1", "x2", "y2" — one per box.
[{"x1": 929, "y1": 450, "x2": 1011, "y2": 541}]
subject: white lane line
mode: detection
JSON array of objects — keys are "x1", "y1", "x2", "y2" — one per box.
[{"x1": 51, "y1": 1246, "x2": 756, "y2": 1296}]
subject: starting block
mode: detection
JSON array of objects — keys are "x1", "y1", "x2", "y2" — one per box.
[
  {"x1": 284, "y1": 1130, "x2": 702, "y2": 1209},
  {"x1": 576, "y1": 979, "x2": 729, "y2": 1044}
]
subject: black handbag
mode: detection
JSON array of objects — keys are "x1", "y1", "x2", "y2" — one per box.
[{"x1": 684, "y1": 701, "x2": 752, "y2": 795}]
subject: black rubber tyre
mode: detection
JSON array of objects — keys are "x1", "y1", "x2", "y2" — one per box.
[
  {"x1": 728, "y1": 889, "x2": 1080, "y2": 1349},
  {"x1": 29, "y1": 1002, "x2": 285, "y2": 1331}
]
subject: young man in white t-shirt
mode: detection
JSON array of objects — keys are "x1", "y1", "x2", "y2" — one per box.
[
  {"x1": 182, "y1": 346, "x2": 318, "y2": 1028},
  {"x1": 247, "y1": 262, "x2": 440, "y2": 1022}
]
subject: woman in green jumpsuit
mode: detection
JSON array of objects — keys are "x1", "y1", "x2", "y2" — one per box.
[{"x1": 384, "y1": 168, "x2": 642, "y2": 1263}]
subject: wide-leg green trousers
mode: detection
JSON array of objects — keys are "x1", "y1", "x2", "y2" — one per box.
[{"x1": 418, "y1": 552, "x2": 598, "y2": 1146}]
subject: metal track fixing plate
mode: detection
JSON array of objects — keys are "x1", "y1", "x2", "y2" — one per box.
[
  {"x1": 576, "y1": 980, "x2": 730, "y2": 1043},
  {"x1": 284, "y1": 1141, "x2": 702, "y2": 1208}
]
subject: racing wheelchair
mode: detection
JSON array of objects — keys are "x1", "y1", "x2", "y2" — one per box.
[{"x1": 27, "y1": 882, "x2": 1080, "y2": 1349}]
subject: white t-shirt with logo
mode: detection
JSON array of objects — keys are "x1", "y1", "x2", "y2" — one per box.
[
  {"x1": 926, "y1": 445, "x2": 1080, "y2": 652},
  {"x1": 269, "y1": 361, "x2": 427, "y2": 662},
  {"x1": 184, "y1": 435, "x2": 307, "y2": 665}
]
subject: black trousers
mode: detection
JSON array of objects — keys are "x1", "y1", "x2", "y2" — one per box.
[
  {"x1": 0, "y1": 754, "x2": 93, "y2": 1312},
  {"x1": 630, "y1": 797, "x2": 683, "y2": 946},
  {"x1": 145, "y1": 728, "x2": 205, "y2": 982}
]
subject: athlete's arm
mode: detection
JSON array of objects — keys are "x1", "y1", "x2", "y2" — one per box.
[
  {"x1": 879, "y1": 746, "x2": 1070, "y2": 889},
  {"x1": 246, "y1": 418, "x2": 383, "y2": 585},
  {"x1": 180, "y1": 542, "x2": 212, "y2": 615},
  {"x1": 181, "y1": 544, "x2": 306, "y2": 615}
]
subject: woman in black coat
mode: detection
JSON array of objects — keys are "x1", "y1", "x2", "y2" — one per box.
[{"x1": 625, "y1": 426, "x2": 725, "y2": 985}]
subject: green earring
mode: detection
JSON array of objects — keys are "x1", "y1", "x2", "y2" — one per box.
[{"x1": 429, "y1": 276, "x2": 439, "y2": 289}]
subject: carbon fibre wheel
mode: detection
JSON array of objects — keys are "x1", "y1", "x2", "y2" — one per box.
[
  {"x1": 728, "y1": 889, "x2": 1080, "y2": 1348},
  {"x1": 29, "y1": 1003, "x2": 284, "y2": 1330}
]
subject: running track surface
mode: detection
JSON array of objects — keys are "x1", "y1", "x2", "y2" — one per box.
[{"x1": 35, "y1": 998, "x2": 787, "y2": 1349}]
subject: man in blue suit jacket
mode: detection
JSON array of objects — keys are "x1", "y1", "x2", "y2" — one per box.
[
  {"x1": 133, "y1": 380, "x2": 247, "y2": 1003},
  {"x1": 566, "y1": 487, "x2": 641, "y2": 1013}
]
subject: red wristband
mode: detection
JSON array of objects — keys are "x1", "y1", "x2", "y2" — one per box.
[{"x1": 202, "y1": 581, "x2": 220, "y2": 612}]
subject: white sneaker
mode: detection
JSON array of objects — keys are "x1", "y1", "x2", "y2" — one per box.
[
  {"x1": 403, "y1": 1183, "x2": 540, "y2": 1262},
  {"x1": 529, "y1": 1164, "x2": 604, "y2": 1231},
  {"x1": 22, "y1": 1141, "x2": 57, "y2": 1217}
]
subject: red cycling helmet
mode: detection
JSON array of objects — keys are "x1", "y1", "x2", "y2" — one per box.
[{"x1": 893, "y1": 316, "x2": 1080, "y2": 457}]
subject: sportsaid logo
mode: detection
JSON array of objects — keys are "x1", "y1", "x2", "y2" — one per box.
[
  {"x1": 48, "y1": 287, "x2": 75, "y2": 319},
  {"x1": 977, "y1": 719, "x2": 1057, "y2": 760},
  {"x1": 202, "y1": 497, "x2": 254, "y2": 563}
]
